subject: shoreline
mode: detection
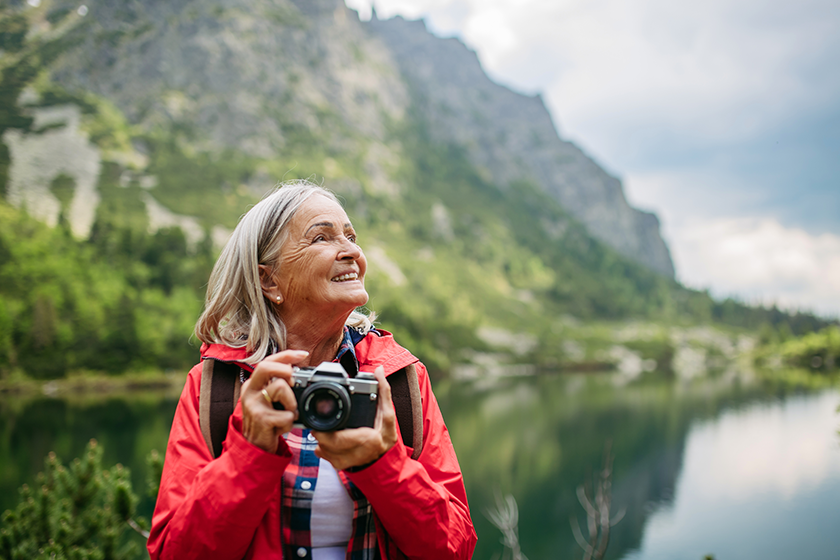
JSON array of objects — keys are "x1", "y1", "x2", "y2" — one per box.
[{"x1": 0, "y1": 371, "x2": 188, "y2": 399}]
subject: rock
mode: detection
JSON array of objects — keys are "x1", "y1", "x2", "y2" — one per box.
[{"x1": 4, "y1": 104, "x2": 101, "y2": 239}]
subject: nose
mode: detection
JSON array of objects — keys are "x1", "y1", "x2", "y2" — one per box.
[{"x1": 338, "y1": 236, "x2": 361, "y2": 260}]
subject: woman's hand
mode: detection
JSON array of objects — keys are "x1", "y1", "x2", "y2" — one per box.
[
  {"x1": 313, "y1": 366, "x2": 398, "y2": 470},
  {"x1": 240, "y1": 349, "x2": 308, "y2": 453}
]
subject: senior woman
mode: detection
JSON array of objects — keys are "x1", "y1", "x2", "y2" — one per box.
[{"x1": 147, "y1": 180, "x2": 476, "y2": 560}]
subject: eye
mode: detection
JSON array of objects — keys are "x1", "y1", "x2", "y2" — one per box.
[
  {"x1": 347, "y1": 233, "x2": 357, "y2": 244},
  {"x1": 312, "y1": 234, "x2": 326, "y2": 243}
]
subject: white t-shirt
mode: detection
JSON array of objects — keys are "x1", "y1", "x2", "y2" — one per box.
[{"x1": 311, "y1": 458, "x2": 354, "y2": 560}]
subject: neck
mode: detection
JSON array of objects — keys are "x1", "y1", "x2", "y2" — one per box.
[{"x1": 281, "y1": 310, "x2": 350, "y2": 366}]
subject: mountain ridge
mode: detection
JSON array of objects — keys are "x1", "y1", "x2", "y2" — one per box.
[{"x1": 38, "y1": 0, "x2": 673, "y2": 276}]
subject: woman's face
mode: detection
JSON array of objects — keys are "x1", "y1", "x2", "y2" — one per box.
[{"x1": 274, "y1": 195, "x2": 368, "y2": 319}]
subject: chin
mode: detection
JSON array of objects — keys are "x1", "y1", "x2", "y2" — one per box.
[
  {"x1": 351, "y1": 290, "x2": 369, "y2": 307},
  {"x1": 335, "y1": 286, "x2": 368, "y2": 308}
]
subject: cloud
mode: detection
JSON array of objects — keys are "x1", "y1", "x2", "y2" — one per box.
[
  {"x1": 624, "y1": 169, "x2": 840, "y2": 318},
  {"x1": 670, "y1": 217, "x2": 840, "y2": 317}
]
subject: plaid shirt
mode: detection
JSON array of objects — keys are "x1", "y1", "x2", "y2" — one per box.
[{"x1": 280, "y1": 327, "x2": 379, "y2": 560}]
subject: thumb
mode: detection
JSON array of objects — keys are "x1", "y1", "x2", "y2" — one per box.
[{"x1": 374, "y1": 365, "x2": 390, "y2": 403}]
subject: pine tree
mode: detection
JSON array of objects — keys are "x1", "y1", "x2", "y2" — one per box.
[{"x1": 0, "y1": 440, "x2": 152, "y2": 560}]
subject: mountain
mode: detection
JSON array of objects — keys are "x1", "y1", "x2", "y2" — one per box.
[
  {"x1": 367, "y1": 12, "x2": 674, "y2": 277},
  {"x1": 30, "y1": 0, "x2": 673, "y2": 275},
  {"x1": 0, "y1": 0, "x2": 827, "y2": 378}
]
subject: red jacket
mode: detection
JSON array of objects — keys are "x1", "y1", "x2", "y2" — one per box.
[{"x1": 147, "y1": 331, "x2": 477, "y2": 559}]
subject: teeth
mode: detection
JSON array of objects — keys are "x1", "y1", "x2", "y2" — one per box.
[{"x1": 331, "y1": 273, "x2": 358, "y2": 282}]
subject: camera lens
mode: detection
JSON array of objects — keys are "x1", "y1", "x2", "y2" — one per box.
[
  {"x1": 313, "y1": 394, "x2": 338, "y2": 418},
  {"x1": 300, "y1": 382, "x2": 351, "y2": 431}
]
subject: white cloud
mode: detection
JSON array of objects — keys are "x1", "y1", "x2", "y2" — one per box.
[
  {"x1": 461, "y1": 8, "x2": 517, "y2": 68},
  {"x1": 669, "y1": 217, "x2": 840, "y2": 317},
  {"x1": 627, "y1": 170, "x2": 840, "y2": 317},
  {"x1": 623, "y1": 165, "x2": 840, "y2": 317}
]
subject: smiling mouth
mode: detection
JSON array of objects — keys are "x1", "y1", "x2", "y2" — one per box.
[{"x1": 331, "y1": 272, "x2": 359, "y2": 282}]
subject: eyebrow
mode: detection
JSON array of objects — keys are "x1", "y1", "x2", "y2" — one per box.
[{"x1": 305, "y1": 222, "x2": 353, "y2": 235}]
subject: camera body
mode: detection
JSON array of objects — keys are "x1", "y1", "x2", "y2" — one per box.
[{"x1": 272, "y1": 362, "x2": 379, "y2": 431}]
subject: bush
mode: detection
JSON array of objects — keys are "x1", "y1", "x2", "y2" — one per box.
[{"x1": 0, "y1": 440, "x2": 153, "y2": 560}]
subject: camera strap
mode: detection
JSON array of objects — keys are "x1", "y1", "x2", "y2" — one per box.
[{"x1": 199, "y1": 359, "x2": 424, "y2": 461}]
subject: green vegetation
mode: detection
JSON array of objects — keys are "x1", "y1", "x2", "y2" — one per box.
[
  {"x1": 0, "y1": 439, "x2": 158, "y2": 560},
  {"x1": 756, "y1": 325, "x2": 839, "y2": 372},
  {"x1": 354, "y1": 114, "x2": 835, "y2": 372},
  {"x1": 0, "y1": 202, "x2": 209, "y2": 379},
  {"x1": 0, "y1": 94, "x2": 834, "y2": 379}
]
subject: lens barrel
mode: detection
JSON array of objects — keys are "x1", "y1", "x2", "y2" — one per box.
[{"x1": 299, "y1": 381, "x2": 352, "y2": 431}]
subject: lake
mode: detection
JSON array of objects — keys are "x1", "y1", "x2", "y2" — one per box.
[{"x1": 1, "y1": 370, "x2": 838, "y2": 559}]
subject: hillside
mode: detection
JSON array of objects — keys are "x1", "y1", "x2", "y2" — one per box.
[
  {"x1": 0, "y1": 0, "x2": 831, "y2": 378},
  {"x1": 367, "y1": 12, "x2": 674, "y2": 277}
]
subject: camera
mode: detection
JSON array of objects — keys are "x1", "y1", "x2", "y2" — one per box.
[{"x1": 272, "y1": 362, "x2": 379, "y2": 431}]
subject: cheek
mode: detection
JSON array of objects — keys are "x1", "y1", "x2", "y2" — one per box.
[
  {"x1": 358, "y1": 251, "x2": 368, "y2": 279},
  {"x1": 279, "y1": 253, "x2": 319, "y2": 295}
]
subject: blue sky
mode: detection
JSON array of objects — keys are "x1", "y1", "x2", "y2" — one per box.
[{"x1": 346, "y1": 0, "x2": 840, "y2": 318}]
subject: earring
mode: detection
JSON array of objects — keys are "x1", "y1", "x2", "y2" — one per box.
[{"x1": 275, "y1": 295, "x2": 281, "y2": 303}]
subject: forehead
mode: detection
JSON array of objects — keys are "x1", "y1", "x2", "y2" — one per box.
[{"x1": 289, "y1": 194, "x2": 349, "y2": 231}]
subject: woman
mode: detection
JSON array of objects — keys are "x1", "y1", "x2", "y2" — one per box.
[{"x1": 147, "y1": 180, "x2": 477, "y2": 559}]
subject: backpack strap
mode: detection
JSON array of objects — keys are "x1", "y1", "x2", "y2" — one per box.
[
  {"x1": 387, "y1": 364, "x2": 424, "y2": 460},
  {"x1": 199, "y1": 359, "x2": 244, "y2": 459},
  {"x1": 199, "y1": 359, "x2": 424, "y2": 461}
]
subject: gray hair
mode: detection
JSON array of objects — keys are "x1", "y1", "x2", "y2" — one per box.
[{"x1": 195, "y1": 179, "x2": 374, "y2": 364}]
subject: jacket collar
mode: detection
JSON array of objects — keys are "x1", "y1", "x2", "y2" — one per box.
[
  {"x1": 200, "y1": 342, "x2": 252, "y2": 369},
  {"x1": 199, "y1": 327, "x2": 418, "y2": 377},
  {"x1": 353, "y1": 329, "x2": 418, "y2": 376}
]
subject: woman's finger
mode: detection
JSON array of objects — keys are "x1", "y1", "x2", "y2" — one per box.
[
  {"x1": 240, "y1": 350, "x2": 307, "y2": 453},
  {"x1": 372, "y1": 366, "x2": 396, "y2": 432},
  {"x1": 245, "y1": 349, "x2": 308, "y2": 392},
  {"x1": 262, "y1": 408, "x2": 296, "y2": 430},
  {"x1": 264, "y1": 376, "x2": 298, "y2": 415},
  {"x1": 243, "y1": 408, "x2": 297, "y2": 453},
  {"x1": 314, "y1": 428, "x2": 378, "y2": 470}
]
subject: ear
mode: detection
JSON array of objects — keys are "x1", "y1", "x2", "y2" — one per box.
[{"x1": 259, "y1": 264, "x2": 283, "y2": 304}]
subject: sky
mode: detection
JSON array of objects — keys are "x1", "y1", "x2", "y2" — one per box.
[{"x1": 345, "y1": 0, "x2": 840, "y2": 318}]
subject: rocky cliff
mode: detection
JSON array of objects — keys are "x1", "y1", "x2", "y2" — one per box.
[
  {"x1": 37, "y1": 0, "x2": 673, "y2": 276},
  {"x1": 367, "y1": 13, "x2": 674, "y2": 277},
  {"x1": 49, "y1": 0, "x2": 406, "y2": 158}
]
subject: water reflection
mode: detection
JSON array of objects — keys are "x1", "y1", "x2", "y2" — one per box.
[
  {"x1": 0, "y1": 372, "x2": 837, "y2": 560},
  {"x1": 0, "y1": 392, "x2": 179, "y2": 521},
  {"x1": 435, "y1": 371, "x2": 840, "y2": 560},
  {"x1": 621, "y1": 391, "x2": 840, "y2": 560}
]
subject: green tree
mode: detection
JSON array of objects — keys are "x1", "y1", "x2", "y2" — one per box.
[{"x1": 0, "y1": 440, "x2": 149, "y2": 560}]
